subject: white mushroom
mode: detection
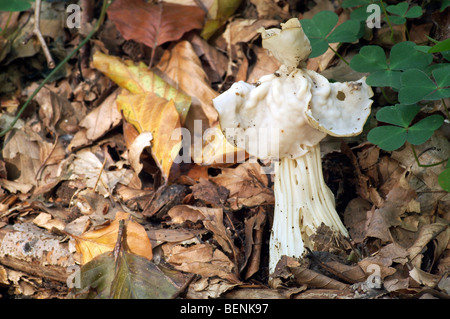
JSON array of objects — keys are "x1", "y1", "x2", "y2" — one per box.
[{"x1": 213, "y1": 18, "x2": 373, "y2": 274}]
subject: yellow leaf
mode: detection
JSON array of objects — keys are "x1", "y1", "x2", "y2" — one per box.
[
  {"x1": 72, "y1": 212, "x2": 153, "y2": 265},
  {"x1": 156, "y1": 41, "x2": 245, "y2": 166},
  {"x1": 117, "y1": 91, "x2": 182, "y2": 182},
  {"x1": 92, "y1": 51, "x2": 191, "y2": 124}
]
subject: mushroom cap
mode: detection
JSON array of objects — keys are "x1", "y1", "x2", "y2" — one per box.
[
  {"x1": 213, "y1": 65, "x2": 326, "y2": 160},
  {"x1": 258, "y1": 18, "x2": 311, "y2": 70},
  {"x1": 213, "y1": 66, "x2": 373, "y2": 160},
  {"x1": 305, "y1": 71, "x2": 374, "y2": 137}
]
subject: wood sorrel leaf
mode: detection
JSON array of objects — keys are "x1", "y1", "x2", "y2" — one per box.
[
  {"x1": 301, "y1": 11, "x2": 338, "y2": 57},
  {"x1": 368, "y1": 125, "x2": 407, "y2": 151},
  {"x1": 407, "y1": 114, "x2": 444, "y2": 145},
  {"x1": 327, "y1": 19, "x2": 361, "y2": 43},
  {"x1": 375, "y1": 104, "x2": 420, "y2": 127},
  {"x1": 350, "y1": 45, "x2": 387, "y2": 72},
  {"x1": 399, "y1": 69, "x2": 437, "y2": 104},
  {"x1": 390, "y1": 41, "x2": 433, "y2": 71}
]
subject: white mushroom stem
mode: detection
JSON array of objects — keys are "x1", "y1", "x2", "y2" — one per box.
[{"x1": 269, "y1": 144, "x2": 348, "y2": 273}]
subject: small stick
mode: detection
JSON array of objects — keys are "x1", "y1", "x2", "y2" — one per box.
[{"x1": 32, "y1": 0, "x2": 55, "y2": 69}]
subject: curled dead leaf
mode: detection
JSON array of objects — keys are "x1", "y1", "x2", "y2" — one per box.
[{"x1": 71, "y1": 211, "x2": 153, "y2": 265}]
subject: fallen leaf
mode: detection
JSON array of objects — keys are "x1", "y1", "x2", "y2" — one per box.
[
  {"x1": 156, "y1": 41, "x2": 245, "y2": 166},
  {"x1": 156, "y1": 40, "x2": 218, "y2": 129},
  {"x1": 71, "y1": 211, "x2": 153, "y2": 265},
  {"x1": 190, "y1": 178, "x2": 229, "y2": 208},
  {"x1": 116, "y1": 91, "x2": 182, "y2": 182},
  {"x1": 128, "y1": 131, "x2": 153, "y2": 176},
  {"x1": 68, "y1": 149, "x2": 134, "y2": 197},
  {"x1": 211, "y1": 162, "x2": 274, "y2": 210},
  {"x1": 32, "y1": 212, "x2": 65, "y2": 232},
  {"x1": 407, "y1": 223, "x2": 449, "y2": 266},
  {"x1": 71, "y1": 220, "x2": 186, "y2": 299},
  {"x1": 409, "y1": 266, "x2": 441, "y2": 288},
  {"x1": 107, "y1": 0, "x2": 205, "y2": 56},
  {"x1": 92, "y1": 51, "x2": 191, "y2": 124},
  {"x1": 201, "y1": 0, "x2": 244, "y2": 40},
  {"x1": 250, "y1": 0, "x2": 290, "y2": 19},
  {"x1": 247, "y1": 45, "x2": 281, "y2": 83},
  {"x1": 163, "y1": 243, "x2": 239, "y2": 283},
  {"x1": 289, "y1": 263, "x2": 349, "y2": 290},
  {"x1": 68, "y1": 90, "x2": 122, "y2": 150},
  {"x1": 168, "y1": 205, "x2": 237, "y2": 256}
]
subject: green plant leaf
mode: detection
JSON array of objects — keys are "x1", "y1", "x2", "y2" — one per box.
[
  {"x1": 368, "y1": 125, "x2": 407, "y2": 151},
  {"x1": 375, "y1": 104, "x2": 420, "y2": 127},
  {"x1": 386, "y1": 2, "x2": 409, "y2": 16},
  {"x1": 301, "y1": 11, "x2": 338, "y2": 57},
  {"x1": 341, "y1": 0, "x2": 372, "y2": 8},
  {"x1": 327, "y1": 19, "x2": 361, "y2": 43},
  {"x1": 428, "y1": 38, "x2": 450, "y2": 53},
  {"x1": 407, "y1": 114, "x2": 444, "y2": 145},
  {"x1": 386, "y1": 15, "x2": 406, "y2": 25},
  {"x1": 390, "y1": 41, "x2": 433, "y2": 71},
  {"x1": 405, "y1": 6, "x2": 423, "y2": 18},
  {"x1": 441, "y1": 0, "x2": 450, "y2": 12},
  {"x1": 432, "y1": 64, "x2": 450, "y2": 88},
  {"x1": 0, "y1": 0, "x2": 34, "y2": 12},
  {"x1": 386, "y1": 3, "x2": 422, "y2": 21},
  {"x1": 366, "y1": 70, "x2": 402, "y2": 89},
  {"x1": 350, "y1": 45, "x2": 387, "y2": 72},
  {"x1": 399, "y1": 69, "x2": 437, "y2": 104},
  {"x1": 301, "y1": 11, "x2": 338, "y2": 39}
]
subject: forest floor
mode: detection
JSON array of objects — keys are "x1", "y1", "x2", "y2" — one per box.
[{"x1": 0, "y1": 0, "x2": 449, "y2": 300}]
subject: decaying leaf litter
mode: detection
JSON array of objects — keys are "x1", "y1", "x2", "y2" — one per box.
[{"x1": 0, "y1": 0, "x2": 448, "y2": 299}]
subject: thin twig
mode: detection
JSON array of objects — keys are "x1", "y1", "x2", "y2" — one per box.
[
  {"x1": 32, "y1": 0, "x2": 55, "y2": 69},
  {"x1": 0, "y1": 0, "x2": 109, "y2": 138}
]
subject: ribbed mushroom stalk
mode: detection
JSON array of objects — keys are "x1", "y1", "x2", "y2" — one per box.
[{"x1": 213, "y1": 18, "x2": 373, "y2": 274}]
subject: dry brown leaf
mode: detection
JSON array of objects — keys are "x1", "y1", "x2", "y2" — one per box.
[
  {"x1": 250, "y1": 0, "x2": 290, "y2": 19},
  {"x1": 156, "y1": 40, "x2": 218, "y2": 129},
  {"x1": 69, "y1": 90, "x2": 122, "y2": 151},
  {"x1": 67, "y1": 149, "x2": 134, "y2": 197},
  {"x1": 107, "y1": 0, "x2": 204, "y2": 54},
  {"x1": 189, "y1": 34, "x2": 228, "y2": 83},
  {"x1": 190, "y1": 178, "x2": 229, "y2": 208},
  {"x1": 163, "y1": 243, "x2": 239, "y2": 283},
  {"x1": 71, "y1": 211, "x2": 153, "y2": 265},
  {"x1": 117, "y1": 91, "x2": 182, "y2": 182},
  {"x1": 211, "y1": 162, "x2": 274, "y2": 210},
  {"x1": 32, "y1": 212, "x2": 65, "y2": 232},
  {"x1": 343, "y1": 198, "x2": 372, "y2": 243},
  {"x1": 156, "y1": 41, "x2": 244, "y2": 166},
  {"x1": 128, "y1": 131, "x2": 153, "y2": 176},
  {"x1": 242, "y1": 207, "x2": 266, "y2": 279},
  {"x1": 407, "y1": 223, "x2": 449, "y2": 266},
  {"x1": 168, "y1": 205, "x2": 237, "y2": 256},
  {"x1": 247, "y1": 45, "x2": 281, "y2": 83},
  {"x1": 289, "y1": 264, "x2": 349, "y2": 290}
]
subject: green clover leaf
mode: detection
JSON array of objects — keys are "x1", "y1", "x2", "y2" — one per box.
[
  {"x1": 367, "y1": 104, "x2": 444, "y2": 151},
  {"x1": 350, "y1": 42, "x2": 433, "y2": 88},
  {"x1": 386, "y1": 3, "x2": 422, "y2": 25},
  {"x1": 301, "y1": 11, "x2": 362, "y2": 58},
  {"x1": 399, "y1": 65, "x2": 450, "y2": 104}
]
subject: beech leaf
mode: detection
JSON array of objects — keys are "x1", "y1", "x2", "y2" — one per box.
[
  {"x1": 71, "y1": 212, "x2": 153, "y2": 265},
  {"x1": 107, "y1": 0, "x2": 205, "y2": 49}
]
